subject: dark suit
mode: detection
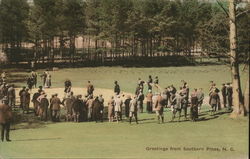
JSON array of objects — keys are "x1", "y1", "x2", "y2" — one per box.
[
  {"x1": 221, "y1": 86, "x2": 227, "y2": 108},
  {"x1": 227, "y1": 86, "x2": 233, "y2": 109},
  {"x1": 209, "y1": 92, "x2": 220, "y2": 113},
  {"x1": 92, "y1": 99, "x2": 102, "y2": 122},
  {"x1": 0, "y1": 103, "x2": 12, "y2": 141}
]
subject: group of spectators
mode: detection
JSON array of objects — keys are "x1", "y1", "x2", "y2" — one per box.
[{"x1": 0, "y1": 71, "x2": 234, "y2": 124}]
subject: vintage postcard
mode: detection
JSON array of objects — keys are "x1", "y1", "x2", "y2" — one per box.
[{"x1": 0, "y1": 0, "x2": 249, "y2": 159}]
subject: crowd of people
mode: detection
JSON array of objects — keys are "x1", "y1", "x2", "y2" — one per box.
[{"x1": 0, "y1": 70, "x2": 234, "y2": 142}]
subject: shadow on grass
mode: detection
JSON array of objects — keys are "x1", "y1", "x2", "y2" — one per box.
[
  {"x1": 195, "y1": 115, "x2": 219, "y2": 122},
  {"x1": 14, "y1": 137, "x2": 62, "y2": 142},
  {"x1": 214, "y1": 110, "x2": 232, "y2": 116},
  {"x1": 138, "y1": 118, "x2": 155, "y2": 122},
  {"x1": 12, "y1": 109, "x2": 54, "y2": 130}
]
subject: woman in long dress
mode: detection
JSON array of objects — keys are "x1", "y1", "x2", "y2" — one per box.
[
  {"x1": 108, "y1": 96, "x2": 115, "y2": 122},
  {"x1": 45, "y1": 72, "x2": 51, "y2": 88}
]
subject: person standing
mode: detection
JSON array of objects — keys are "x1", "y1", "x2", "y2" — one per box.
[
  {"x1": 62, "y1": 92, "x2": 75, "y2": 122},
  {"x1": 124, "y1": 95, "x2": 132, "y2": 119},
  {"x1": 114, "y1": 95, "x2": 123, "y2": 123},
  {"x1": 114, "y1": 81, "x2": 120, "y2": 95},
  {"x1": 226, "y1": 83, "x2": 233, "y2": 110},
  {"x1": 50, "y1": 94, "x2": 62, "y2": 122},
  {"x1": 32, "y1": 89, "x2": 42, "y2": 116},
  {"x1": 31, "y1": 71, "x2": 38, "y2": 88},
  {"x1": 19, "y1": 87, "x2": 26, "y2": 109},
  {"x1": 197, "y1": 88, "x2": 204, "y2": 113},
  {"x1": 155, "y1": 93, "x2": 164, "y2": 124},
  {"x1": 221, "y1": 84, "x2": 227, "y2": 108},
  {"x1": 45, "y1": 72, "x2": 51, "y2": 88},
  {"x1": 87, "y1": 81, "x2": 94, "y2": 96},
  {"x1": 86, "y1": 95, "x2": 94, "y2": 121},
  {"x1": 27, "y1": 76, "x2": 34, "y2": 90},
  {"x1": 137, "y1": 89, "x2": 144, "y2": 113},
  {"x1": 154, "y1": 76, "x2": 159, "y2": 92},
  {"x1": 180, "y1": 91, "x2": 188, "y2": 120},
  {"x1": 137, "y1": 78, "x2": 145, "y2": 93},
  {"x1": 147, "y1": 75, "x2": 153, "y2": 91},
  {"x1": 7, "y1": 84, "x2": 15, "y2": 108},
  {"x1": 0, "y1": 98, "x2": 13, "y2": 142},
  {"x1": 129, "y1": 96, "x2": 138, "y2": 124},
  {"x1": 22, "y1": 88, "x2": 30, "y2": 114},
  {"x1": 154, "y1": 76, "x2": 159, "y2": 85},
  {"x1": 92, "y1": 96, "x2": 102, "y2": 123},
  {"x1": 190, "y1": 89, "x2": 199, "y2": 121},
  {"x1": 38, "y1": 94, "x2": 49, "y2": 121},
  {"x1": 41, "y1": 71, "x2": 47, "y2": 87},
  {"x1": 98, "y1": 94, "x2": 104, "y2": 122},
  {"x1": 64, "y1": 79, "x2": 72, "y2": 96},
  {"x1": 146, "y1": 90, "x2": 153, "y2": 113},
  {"x1": 209, "y1": 90, "x2": 220, "y2": 115},
  {"x1": 108, "y1": 96, "x2": 115, "y2": 122},
  {"x1": 171, "y1": 92, "x2": 182, "y2": 122},
  {"x1": 72, "y1": 95, "x2": 83, "y2": 122}
]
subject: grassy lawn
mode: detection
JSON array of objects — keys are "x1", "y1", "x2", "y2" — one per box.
[
  {"x1": 0, "y1": 107, "x2": 248, "y2": 159},
  {"x1": 6, "y1": 65, "x2": 249, "y2": 94},
  {"x1": 0, "y1": 65, "x2": 249, "y2": 159}
]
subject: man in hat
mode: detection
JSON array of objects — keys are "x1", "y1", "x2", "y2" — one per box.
[
  {"x1": 7, "y1": 84, "x2": 16, "y2": 108},
  {"x1": 147, "y1": 75, "x2": 153, "y2": 91},
  {"x1": 137, "y1": 89, "x2": 144, "y2": 113},
  {"x1": 38, "y1": 93, "x2": 49, "y2": 121},
  {"x1": 41, "y1": 71, "x2": 47, "y2": 87},
  {"x1": 98, "y1": 94, "x2": 104, "y2": 122},
  {"x1": 146, "y1": 90, "x2": 153, "y2": 113},
  {"x1": 209, "y1": 89, "x2": 220, "y2": 115},
  {"x1": 64, "y1": 79, "x2": 72, "y2": 96},
  {"x1": 197, "y1": 88, "x2": 204, "y2": 113},
  {"x1": 114, "y1": 81, "x2": 120, "y2": 95},
  {"x1": 114, "y1": 95, "x2": 123, "y2": 123},
  {"x1": 32, "y1": 89, "x2": 42, "y2": 116},
  {"x1": 124, "y1": 95, "x2": 132, "y2": 118},
  {"x1": 171, "y1": 92, "x2": 182, "y2": 122},
  {"x1": 221, "y1": 83, "x2": 227, "y2": 108},
  {"x1": 226, "y1": 83, "x2": 233, "y2": 110},
  {"x1": 50, "y1": 93, "x2": 62, "y2": 122},
  {"x1": 92, "y1": 96, "x2": 102, "y2": 123},
  {"x1": 22, "y1": 88, "x2": 30, "y2": 114},
  {"x1": 0, "y1": 97, "x2": 12, "y2": 142},
  {"x1": 31, "y1": 71, "x2": 38, "y2": 88},
  {"x1": 155, "y1": 93, "x2": 164, "y2": 124},
  {"x1": 19, "y1": 87, "x2": 26, "y2": 109},
  {"x1": 129, "y1": 96, "x2": 138, "y2": 124},
  {"x1": 62, "y1": 92, "x2": 75, "y2": 122},
  {"x1": 72, "y1": 95, "x2": 83, "y2": 122},
  {"x1": 87, "y1": 81, "x2": 94, "y2": 96},
  {"x1": 190, "y1": 89, "x2": 199, "y2": 121},
  {"x1": 27, "y1": 76, "x2": 34, "y2": 90}
]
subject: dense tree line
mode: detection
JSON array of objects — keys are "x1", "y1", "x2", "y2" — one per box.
[{"x1": 0, "y1": 0, "x2": 249, "y2": 63}]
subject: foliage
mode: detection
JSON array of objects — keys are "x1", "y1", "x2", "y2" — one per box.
[{"x1": 0, "y1": 0, "x2": 249, "y2": 62}]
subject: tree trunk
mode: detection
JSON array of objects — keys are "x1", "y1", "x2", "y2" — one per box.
[
  {"x1": 244, "y1": 77, "x2": 249, "y2": 113},
  {"x1": 229, "y1": 0, "x2": 245, "y2": 117}
]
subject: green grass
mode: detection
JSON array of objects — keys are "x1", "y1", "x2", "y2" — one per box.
[
  {"x1": 8, "y1": 65, "x2": 249, "y2": 95},
  {"x1": 0, "y1": 65, "x2": 249, "y2": 159},
  {"x1": 0, "y1": 107, "x2": 248, "y2": 159}
]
